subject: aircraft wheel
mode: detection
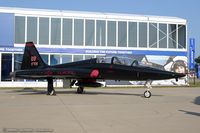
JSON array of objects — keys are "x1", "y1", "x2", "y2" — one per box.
[
  {"x1": 144, "y1": 90, "x2": 151, "y2": 98},
  {"x1": 77, "y1": 87, "x2": 84, "y2": 94}
]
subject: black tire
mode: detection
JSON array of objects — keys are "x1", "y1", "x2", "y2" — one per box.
[
  {"x1": 77, "y1": 87, "x2": 84, "y2": 94},
  {"x1": 47, "y1": 89, "x2": 56, "y2": 96},
  {"x1": 144, "y1": 90, "x2": 151, "y2": 98}
]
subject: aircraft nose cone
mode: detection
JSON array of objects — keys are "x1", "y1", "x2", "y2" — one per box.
[{"x1": 175, "y1": 73, "x2": 186, "y2": 78}]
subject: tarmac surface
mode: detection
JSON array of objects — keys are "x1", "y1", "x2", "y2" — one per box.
[{"x1": 0, "y1": 87, "x2": 200, "y2": 133}]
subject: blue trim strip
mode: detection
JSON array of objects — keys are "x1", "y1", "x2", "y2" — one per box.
[{"x1": 0, "y1": 46, "x2": 187, "y2": 56}]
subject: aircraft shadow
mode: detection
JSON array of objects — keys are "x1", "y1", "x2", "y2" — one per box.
[
  {"x1": 9, "y1": 88, "x2": 163, "y2": 97},
  {"x1": 193, "y1": 96, "x2": 200, "y2": 105},
  {"x1": 85, "y1": 91, "x2": 163, "y2": 97},
  {"x1": 179, "y1": 110, "x2": 200, "y2": 117}
]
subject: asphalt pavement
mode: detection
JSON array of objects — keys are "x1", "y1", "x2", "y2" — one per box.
[{"x1": 0, "y1": 87, "x2": 200, "y2": 133}]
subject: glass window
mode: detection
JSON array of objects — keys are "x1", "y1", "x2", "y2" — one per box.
[
  {"x1": 73, "y1": 55, "x2": 83, "y2": 62},
  {"x1": 50, "y1": 55, "x2": 60, "y2": 65},
  {"x1": 39, "y1": 17, "x2": 49, "y2": 44},
  {"x1": 14, "y1": 54, "x2": 23, "y2": 71},
  {"x1": 85, "y1": 55, "x2": 94, "y2": 60},
  {"x1": 62, "y1": 19, "x2": 72, "y2": 45},
  {"x1": 159, "y1": 24, "x2": 167, "y2": 48},
  {"x1": 15, "y1": 16, "x2": 25, "y2": 44},
  {"x1": 41, "y1": 54, "x2": 49, "y2": 65},
  {"x1": 74, "y1": 19, "x2": 83, "y2": 46},
  {"x1": 178, "y1": 25, "x2": 186, "y2": 49},
  {"x1": 62, "y1": 55, "x2": 72, "y2": 63},
  {"x1": 96, "y1": 20, "x2": 106, "y2": 46},
  {"x1": 118, "y1": 21, "x2": 127, "y2": 47},
  {"x1": 149, "y1": 23, "x2": 157, "y2": 48},
  {"x1": 85, "y1": 20, "x2": 95, "y2": 46},
  {"x1": 128, "y1": 22, "x2": 137, "y2": 47},
  {"x1": 139, "y1": 22, "x2": 147, "y2": 47},
  {"x1": 14, "y1": 54, "x2": 23, "y2": 81},
  {"x1": 96, "y1": 55, "x2": 104, "y2": 58},
  {"x1": 51, "y1": 18, "x2": 61, "y2": 45},
  {"x1": 168, "y1": 24, "x2": 177, "y2": 48},
  {"x1": 1, "y1": 54, "x2": 12, "y2": 81},
  {"x1": 27, "y1": 17, "x2": 37, "y2": 44},
  {"x1": 107, "y1": 21, "x2": 116, "y2": 47}
]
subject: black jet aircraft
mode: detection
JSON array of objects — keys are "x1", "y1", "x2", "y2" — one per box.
[{"x1": 10, "y1": 42, "x2": 185, "y2": 98}]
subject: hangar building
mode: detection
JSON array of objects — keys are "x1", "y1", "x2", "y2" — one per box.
[{"x1": 0, "y1": 7, "x2": 187, "y2": 87}]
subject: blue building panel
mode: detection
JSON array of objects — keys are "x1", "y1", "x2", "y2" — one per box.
[
  {"x1": 198, "y1": 65, "x2": 200, "y2": 78},
  {"x1": 0, "y1": 13, "x2": 14, "y2": 47},
  {"x1": 0, "y1": 46, "x2": 187, "y2": 56},
  {"x1": 189, "y1": 38, "x2": 195, "y2": 70}
]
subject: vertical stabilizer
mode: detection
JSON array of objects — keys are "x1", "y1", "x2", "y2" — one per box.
[{"x1": 21, "y1": 42, "x2": 47, "y2": 70}]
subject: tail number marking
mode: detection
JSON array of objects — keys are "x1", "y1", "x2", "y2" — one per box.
[{"x1": 31, "y1": 56, "x2": 38, "y2": 67}]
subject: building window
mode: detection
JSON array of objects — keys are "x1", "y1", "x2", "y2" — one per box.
[
  {"x1": 62, "y1": 18, "x2": 72, "y2": 45},
  {"x1": 96, "y1": 20, "x2": 105, "y2": 46},
  {"x1": 139, "y1": 22, "x2": 147, "y2": 48},
  {"x1": 15, "y1": 16, "x2": 25, "y2": 44},
  {"x1": 62, "y1": 55, "x2": 72, "y2": 63},
  {"x1": 107, "y1": 21, "x2": 116, "y2": 47},
  {"x1": 73, "y1": 55, "x2": 83, "y2": 62},
  {"x1": 149, "y1": 23, "x2": 157, "y2": 48},
  {"x1": 118, "y1": 21, "x2": 127, "y2": 47},
  {"x1": 128, "y1": 22, "x2": 137, "y2": 47},
  {"x1": 51, "y1": 18, "x2": 61, "y2": 45},
  {"x1": 27, "y1": 17, "x2": 37, "y2": 44},
  {"x1": 168, "y1": 24, "x2": 177, "y2": 48},
  {"x1": 50, "y1": 55, "x2": 60, "y2": 65},
  {"x1": 85, "y1": 55, "x2": 94, "y2": 59},
  {"x1": 85, "y1": 20, "x2": 95, "y2": 46},
  {"x1": 39, "y1": 17, "x2": 49, "y2": 45},
  {"x1": 41, "y1": 54, "x2": 49, "y2": 65},
  {"x1": 14, "y1": 54, "x2": 23, "y2": 71},
  {"x1": 14, "y1": 54, "x2": 23, "y2": 81},
  {"x1": 159, "y1": 24, "x2": 167, "y2": 48},
  {"x1": 1, "y1": 53, "x2": 12, "y2": 81},
  {"x1": 74, "y1": 19, "x2": 84, "y2": 46},
  {"x1": 178, "y1": 25, "x2": 186, "y2": 49}
]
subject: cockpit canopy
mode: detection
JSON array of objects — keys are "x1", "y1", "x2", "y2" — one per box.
[{"x1": 97, "y1": 56, "x2": 140, "y2": 66}]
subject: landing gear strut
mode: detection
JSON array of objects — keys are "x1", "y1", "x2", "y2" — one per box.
[
  {"x1": 47, "y1": 78, "x2": 56, "y2": 96},
  {"x1": 77, "y1": 86, "x2": 84, "y2": 94},
  {"x1": 144, "y1": 80, "x2": 152, "y2": 98}
]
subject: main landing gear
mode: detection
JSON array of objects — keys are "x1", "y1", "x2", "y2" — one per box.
[
  {"x1": 47, "y1": 78, "x2": 56, "y2": 96},
  {"x1": 77, "y1": 86, "x2": 84, "y2": 94},
  {"x1": 144, "y1": 80, "x2": 152, "y2": 98}
]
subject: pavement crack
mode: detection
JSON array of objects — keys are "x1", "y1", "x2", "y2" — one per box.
[{"x1": 56, "y1": 95, "x2": 88, "y2": 133}]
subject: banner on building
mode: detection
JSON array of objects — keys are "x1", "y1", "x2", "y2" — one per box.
[
  {"x1": 189, "y1": 38, "x2": 195, "y2": 70},
  {"x1": 198, "y1": 65, "x2": 200, "y2": 78}
]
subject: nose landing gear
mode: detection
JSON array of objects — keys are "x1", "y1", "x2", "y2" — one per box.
[{"x1": 144, "y1": 80, "x2": 152, "y2": 98}]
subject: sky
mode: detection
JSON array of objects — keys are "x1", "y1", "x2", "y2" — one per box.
[{"x1": 0, "y1": 0, "x2": 199, "y2": 57}]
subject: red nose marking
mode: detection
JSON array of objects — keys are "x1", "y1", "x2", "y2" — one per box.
[{"x1": 90, "y1": 69, "x2": 99, "y2": 78}]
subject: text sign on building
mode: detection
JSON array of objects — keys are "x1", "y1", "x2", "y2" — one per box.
[{"x1": 189, "y1": 38, "x2": 195, "y2": 70}]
